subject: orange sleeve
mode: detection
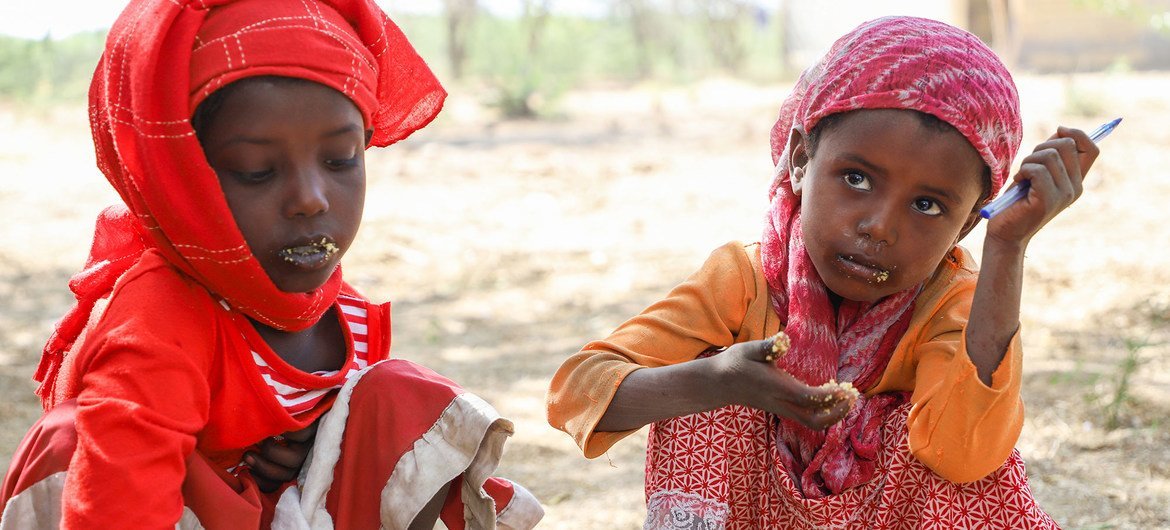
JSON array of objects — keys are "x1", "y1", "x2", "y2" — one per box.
[
  {"x1": 546, "y1": 242, "x2": 762, "y2": 458},
  {"x1": 898, "y1": 272, "x2": 1025, "y2": 483}
]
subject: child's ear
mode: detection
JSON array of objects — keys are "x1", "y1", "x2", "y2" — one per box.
[{"x1": 786, "y1": 127, "x2": 810, "y2": 196}]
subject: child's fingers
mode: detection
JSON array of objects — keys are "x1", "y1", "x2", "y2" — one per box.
[
  {"x1": 279, "y1": 421, "x2": 319, "y2": 444},
  {"x1": 245, "y1": 435, "x2": 315, "y2": 492},
  {"x1": 739, "y1": 333, "x2": 790, "y2": 364},
  {"x1": 772, "y1": 375, "x2": 858, "y2": 427},
  {"x1": 810, "y1": 395, "x2": 855, "y2": 429},
  {"x1": 1017, "y1": 152, "x2": 1072, "y2": 211},
  {"x1": 1056, "y1": 125, "x2": 1100, "y2": 176},
  {"x1": 249, "y1": 473, "x2": 282, "y2": 494},
  {"x1": 257, "y1": 437, "x2": 311, "y2": 468},
  {"x1": 728, "y1": 335, "x2": 855, "y2": 430},
  {"x1": 787, "y1": 392, "x2": 853, "y2": 431},
  {"x1": 784, "y1": 380, "x2": 849, "y2": 410},
  {"x1": 244, "y1": 450, "x2": 298, "y2": 484},
  {"x1": 742, "y1": 338, "x2": 772, "y2": 362},
  {"x1": 1030, "y1": 137, "x2": 1082, "y2": 199}
]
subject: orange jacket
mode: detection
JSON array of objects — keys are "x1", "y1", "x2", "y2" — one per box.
[{"x1": 547, "y1": 241, "x2": 1023, "y2": 483}]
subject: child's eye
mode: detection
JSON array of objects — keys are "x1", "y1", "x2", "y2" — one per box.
[
  {"x1": 324, "y1": 155, "x2": 360, "y2": 170},
  {"x1": 912, "y1": 198, "x2": 943, "y2": 216},
  {"x1": 230, "y1": 169, "x2": 274, "y2": 183},
  {"x1": 843, "y1": 172, "x2": 871, "y2": 190}
]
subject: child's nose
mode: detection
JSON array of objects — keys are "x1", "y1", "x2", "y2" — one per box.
[
  {"x1": 284, "y1": 166, "x2": 329, "y2": 218},
  {"x1": 857, "y1": 202, "x2": 898, "y2": 246}
]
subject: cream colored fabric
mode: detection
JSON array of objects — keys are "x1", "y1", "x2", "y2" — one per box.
[{"x1": 272, "y1": 361, "x2": 544, "y2": 530}]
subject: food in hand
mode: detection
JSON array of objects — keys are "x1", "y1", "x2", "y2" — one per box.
[
  {"x1": 764, "y1": 331, "x2": 790, "y2": 362},
  {"x1": 813, "y1": 379, "x2": 860, "y2": 407}
]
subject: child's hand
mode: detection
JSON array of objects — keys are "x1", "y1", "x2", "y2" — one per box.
[
  {"x1": 986, "y1": 126, "x2": 1100, "y2": 246},
  {"x1": 713, "y1": 338, "x2": 856, "y2": 430},
  {"x1": 245, "y1": 419, "x2": 320, "y2": 493}
]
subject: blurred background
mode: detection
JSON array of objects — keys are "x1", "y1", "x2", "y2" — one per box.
[{"x1": 2, "y1": 0, "x2": 1169, "y2": 528}]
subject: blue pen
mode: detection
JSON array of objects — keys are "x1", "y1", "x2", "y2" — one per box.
[{"x1": 979, "y1": 117, "x2": 1122, "y2": 219}]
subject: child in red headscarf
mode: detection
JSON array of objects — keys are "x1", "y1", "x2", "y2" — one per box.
[
  {"x1": 548, "y1": 16, "x2": 1097, "y2": 529},
  {"x1": 0, "y1": 1, "x2": 542, "y2": 529}
]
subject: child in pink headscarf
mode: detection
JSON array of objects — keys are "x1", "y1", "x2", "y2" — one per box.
[{"x1": 548, "y1": 16, "x2": 1097, "y2": 528}]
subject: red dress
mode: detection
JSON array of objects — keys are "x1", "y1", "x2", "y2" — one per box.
[
  {"x1": 1, "y1": 251, "x2": 542, "y2": 529},
  {"x1": 644, "y1": 401, "x2": 1058, "y2": 529}
]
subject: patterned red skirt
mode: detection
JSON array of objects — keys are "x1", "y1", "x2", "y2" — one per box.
[{"x1": 644, "y1": 403, "x2": 1059, "y2": 529}]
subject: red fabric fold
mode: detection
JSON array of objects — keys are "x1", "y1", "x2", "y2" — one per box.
[{"x1": 34, "y1": 206, "x2": 147, "y2": 404}]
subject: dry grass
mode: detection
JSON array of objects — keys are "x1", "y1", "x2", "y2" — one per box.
[{"x1": 1, "y1": 73, "x2": 1168, "y2": 529}]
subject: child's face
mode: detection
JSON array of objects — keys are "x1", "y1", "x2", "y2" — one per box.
[
  {"x1": 788, "y1": 109, "x2": 985, "y2": 303},
  {"x1": 199, "y1": 78, "x2": 367, "y2": 293}
]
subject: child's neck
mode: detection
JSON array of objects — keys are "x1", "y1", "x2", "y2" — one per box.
[
  {"x1": 828, "y1": 292, "x2": 844, "y2": 312},
  {"x1": 250, "y1": 306, "x2": 347, "y2": 373}
]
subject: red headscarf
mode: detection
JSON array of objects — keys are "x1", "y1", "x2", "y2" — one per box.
[
  {"x1": 35, "y1": 0, "x2": 444, "y2": 407},
  {"x1": 760, "y1": 17, "x2": 1023, "y2": 497}
]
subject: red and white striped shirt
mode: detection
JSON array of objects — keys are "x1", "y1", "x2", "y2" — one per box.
[{"x1": 248, "y1": 295, "x2": 372, "y2": 416}]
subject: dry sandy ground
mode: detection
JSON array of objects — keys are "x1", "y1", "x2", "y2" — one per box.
[{"x1": 1, "y1": 73, "x2": 1168, "y2": 529}]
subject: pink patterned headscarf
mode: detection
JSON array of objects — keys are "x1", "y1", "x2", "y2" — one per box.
[{"x1": 761, "y1": 17, "x2": 1023, "y2": 497}]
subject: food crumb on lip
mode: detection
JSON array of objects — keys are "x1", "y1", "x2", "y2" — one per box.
[
  {"x1": 278, "y1": 237, "x2": 340, "y2": 263},
  {"x1": 843, "y1": 255, "x2": 890, "y2": 284}
]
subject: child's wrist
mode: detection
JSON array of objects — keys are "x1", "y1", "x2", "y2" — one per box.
[
  {"x1": 981, "y1": 234, "x2": 1028, "y2": 261},
  {"x1": 706, "y1": 354, "x2": 741, "y2": 409}
]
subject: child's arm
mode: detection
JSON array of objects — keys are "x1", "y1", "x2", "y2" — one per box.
[
  {"x1": 549, "y1": 243, "x2": 851, "y2": 456},
  {"x1": 54, "y1": 259, "x2": 224, "y2": 528},
  {"x1": 897, "y1": 276, "x2": 1025, "y2": 483},
  {"x1": 966, "y1": 127, "x2": 1099, "y2": 385},
  {"x1": 596, "y1": 339, "x2": 853, "y2": 433},
  {"x1": 68, "y1": 333, "x2": 213, "y2": 529}
]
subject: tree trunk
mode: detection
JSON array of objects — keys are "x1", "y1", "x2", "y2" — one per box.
[
  {"x1": 697, "y1": 0, "x2": 749, "y2": 74},
  {"x1": 443, "y1": 0, "x2": 477, "y2": 80}
]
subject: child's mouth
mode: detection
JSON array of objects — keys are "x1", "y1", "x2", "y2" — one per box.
[
  {"x1": 839, "y1": 255, "x2": 891, "y2": 284},
  {"x1": 278, "y1": 237, "x2": 340, "y2": 269}
]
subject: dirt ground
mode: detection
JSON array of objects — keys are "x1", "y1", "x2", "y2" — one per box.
[{"x1": 1, "y1": 73, "x2": 1169, "y2": 529}]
